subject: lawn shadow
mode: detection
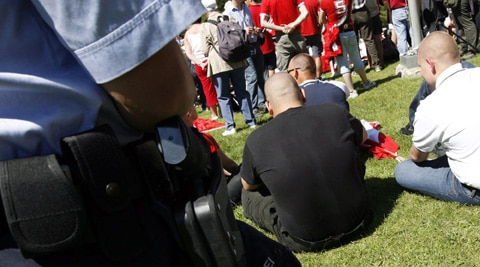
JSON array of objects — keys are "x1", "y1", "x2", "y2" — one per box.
[
  {"x1": 355, "y1": 151, "x2": 405, "y2": 237},
  {"x1": 288, "y1": 154, "x2": 404, "y2": 252},
  {"x1": 318, "y1": 176, "x2": 403, "y2": 251},
  {"x1": 364, "y1": 176, "x2": 404, "y2": 231}
]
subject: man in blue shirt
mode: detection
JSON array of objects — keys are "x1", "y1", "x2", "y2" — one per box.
[{"x1": 288, "y1": 53, "x2": 350, "y2": 111}]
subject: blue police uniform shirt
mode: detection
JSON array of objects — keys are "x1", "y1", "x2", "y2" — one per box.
[{"x1": 0, "y1": 0, "x2": 206, "y2": 160}]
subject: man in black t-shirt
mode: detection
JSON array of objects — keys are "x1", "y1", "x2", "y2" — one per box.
[{"x1": 240, "y1": 73, "x2": 371, "y2": 252}]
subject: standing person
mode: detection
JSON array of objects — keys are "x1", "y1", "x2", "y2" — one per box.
[
  {"x1": 395, "y1": 31, "x2": 480, "y2": 205},
  {"x1": 352, "y1": 0, "x2": 382, "y2": 72},
  {"x1": 320, "y1": 0, "x2": 377, "y2": 97},
  {"x1": 366, "y1": 0, "x2": 385, "y2": 71},
  {"x1": 449, "y1": 0, "x2": 480, "y2": 58},
  {"x1": 246, "y1": 0, "x2": 278, "y2": 79},
  {"x1": 288, "y1": 53, "x2": 350, "y2": 111},
  {"x1": 224, "y1": 0, "x2": 267, "y2": 115},
  {"x1": 240, "y1": 73, "x2": 372, "y2": 252},
  {"x1": 260, "y1": 0, "x2": 309, "y2": 72},
  {"x1": 200, "y1": 1, "x2": 257, "y2": 136},
  {"x1": 0, "y1": 0, "x2": 303, "y2": 266},
  {"x1": 301, "y1": 0, "x2": 324, "y2": 79},
  {"x1": 184, "y1": 18, "x2": 220, "y2": 120},
  {"x1": 383, "y1": 0, "x2": 414, "y2": 56}
]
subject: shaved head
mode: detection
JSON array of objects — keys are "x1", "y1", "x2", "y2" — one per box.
[
  {"x1": 288, "y1": 53, "x2": 316, "y2": 74},
  {"x1": 418, "y1": 31, "x2": 460, "y2": 66},
  {"x1": 417, "y1": 31, "x2": 461, "y2": 88},
  {"x1": 265, "y1": 73, "x2": 304, "y2": 117}
]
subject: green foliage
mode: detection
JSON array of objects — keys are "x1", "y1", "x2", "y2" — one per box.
[
  {"x1": 216, "y1": 0, "x2": 228, "y2": 12},
  {"x1": 197, "y1": 56, "x2": 480, "y2": 266}
]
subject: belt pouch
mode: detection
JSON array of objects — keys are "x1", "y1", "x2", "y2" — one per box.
[
  {"x1": 0, "y1": 154, "x2": 88, "y2": 255},
  {"x1": 61, "y1": 125, "x2": 146, "y2": 262}
]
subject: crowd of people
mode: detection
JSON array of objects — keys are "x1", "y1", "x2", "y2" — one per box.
[
  {"x1": 1, "y1": 0, "x2": 480, "y2": 266},
  {"x1": 185, "y1": 0, "x2": 480, "y2": 254},
  {"x1": 183, "y1": 0, "x2": 385, "y2": 138}
]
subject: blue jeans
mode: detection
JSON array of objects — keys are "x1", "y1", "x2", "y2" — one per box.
[
  {"x1": 245, "y1": 44, "x2": 266, "y2": 110},
  {"x1": 213, "y1": 68, "x2": 256, "y2": 130},
  {"x1": 408, "y1": 80, "x2": 432, "y2": 125},
  {"x1": 392, "y1": 7, "x2": 414, "y2": 55},
  {"x1": 395, "y1": 156, "x2": 480, "y2": 204},
  {"x1": 337, "y1": 30, "x2": 365, "y2": 74}
]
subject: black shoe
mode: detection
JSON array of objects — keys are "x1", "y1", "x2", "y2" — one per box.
[{"x1": 399, "y1": 123, "x2": 414, "y2": 135}]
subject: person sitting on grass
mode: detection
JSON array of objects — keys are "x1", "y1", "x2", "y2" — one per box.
[
  {"x1": 399, "y1": 61, "x2": 475, "y2": 135},
  {"x1": 287, "y1": 53, "x2": 350, "y2": 111},
  {"x1": 182, "y1": 104, "x2": 243, "y2": 205},
  {"x1": 240, "y1": 72, "x2": 372, "y2": 252},
  {"x1": 395, "y1": 31, "x2": 480, "y2": 205}
]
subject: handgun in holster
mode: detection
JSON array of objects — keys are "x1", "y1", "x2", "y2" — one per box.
[{"x1": 0, "y1": 116, "x2": 246, "y2": 267}]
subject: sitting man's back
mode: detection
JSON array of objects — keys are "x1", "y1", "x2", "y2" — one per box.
[{"x1": 240, "y1": 73, "x2": 371, "y2": 252}]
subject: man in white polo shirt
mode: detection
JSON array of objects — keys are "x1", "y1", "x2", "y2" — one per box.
[{"x1": 395, "y1": 31, "x2": 480, "y2": 205}]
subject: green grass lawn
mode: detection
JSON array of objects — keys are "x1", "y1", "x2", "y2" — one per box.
[{"x1": 198, "y1": 55, "x2": 480, "y2": 266}]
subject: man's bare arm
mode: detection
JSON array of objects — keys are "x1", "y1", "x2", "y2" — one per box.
[
  {"x1": 409, "y1": 146, "x2": 429, "y2": 162},
  {"x1": 241, "y1": 177, "x2": 262, "y2": 191}
]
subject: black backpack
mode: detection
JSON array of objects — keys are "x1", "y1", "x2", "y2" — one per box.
[{"x1": 209, "y1": 16, "x2": 252, "y2": 63}]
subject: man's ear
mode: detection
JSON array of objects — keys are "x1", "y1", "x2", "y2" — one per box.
[
  {"x1": 426, "y1": 57, "x2": 436, "y2": 75},
  {"x1": 265, "y1": 100, "x2": 274, "y2": 116},
  {"x1": 293, "y1": 69, "x2": 300, "y2": 79}
]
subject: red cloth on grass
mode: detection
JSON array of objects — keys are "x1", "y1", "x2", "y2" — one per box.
[
  {"x1": 362, "y1": 133, "x2": 400, "y2": 160},
  {"x1": 193, "y1": 118, "x2": 225, "y2": 132},
  {"x1": 360, "y1": 122, "x2": 400, "y2": 160}
]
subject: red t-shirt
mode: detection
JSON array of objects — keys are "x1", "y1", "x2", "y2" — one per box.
[
  {"x1": 249, "y1": 4, "x2": 276, "y2": 54},
  {"x1": 301, "y1": 0, "x2": 321, "y2": 36},
  {"x1": 320, "y1": 0, "x2": 354, "y2": 30},
  {"x1": 389, "y1": 0, "x2": 407, "y2": 10},
  {"x1": 261, "y1": 0, "x2": 304, "y2": 26}
]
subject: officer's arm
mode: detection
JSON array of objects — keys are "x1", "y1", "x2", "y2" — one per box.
[{"x1": 101, "y1": 40, "x2": 196, "y2": 133}]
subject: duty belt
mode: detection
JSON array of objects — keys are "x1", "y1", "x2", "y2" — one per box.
[{"x1": 0, "y1": 117, "x2": 247, "y2": 266}]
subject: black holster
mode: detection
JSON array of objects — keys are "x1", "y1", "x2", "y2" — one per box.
[{"x1": 0, "y1": 117, "x2": 246, "y2": 266}]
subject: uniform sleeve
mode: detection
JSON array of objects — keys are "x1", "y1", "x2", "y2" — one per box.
[{"x1": 31, "y1": 0, "x2": 206, "y2": 83}]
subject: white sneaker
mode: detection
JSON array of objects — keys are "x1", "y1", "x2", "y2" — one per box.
[
  {"x1": 349, "y1": 90, "x2": 358, "y2": 99},
  {"x1": 211, "y1": 115, "x2": 218, "y2": 120},
  {"x1": 222, "y1": 128, "x2": 236, "y2": 136},
  {"x1": 249, "y1": 124, "x2": 257, "y2": 129},
  {"x1": 363, "y1": 80, "x2": 376, "y2": 90}
]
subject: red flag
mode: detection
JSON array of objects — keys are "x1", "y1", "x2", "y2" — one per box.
[{"x1": 359, "y1": 121, "x2": 402, "y2": 161}]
